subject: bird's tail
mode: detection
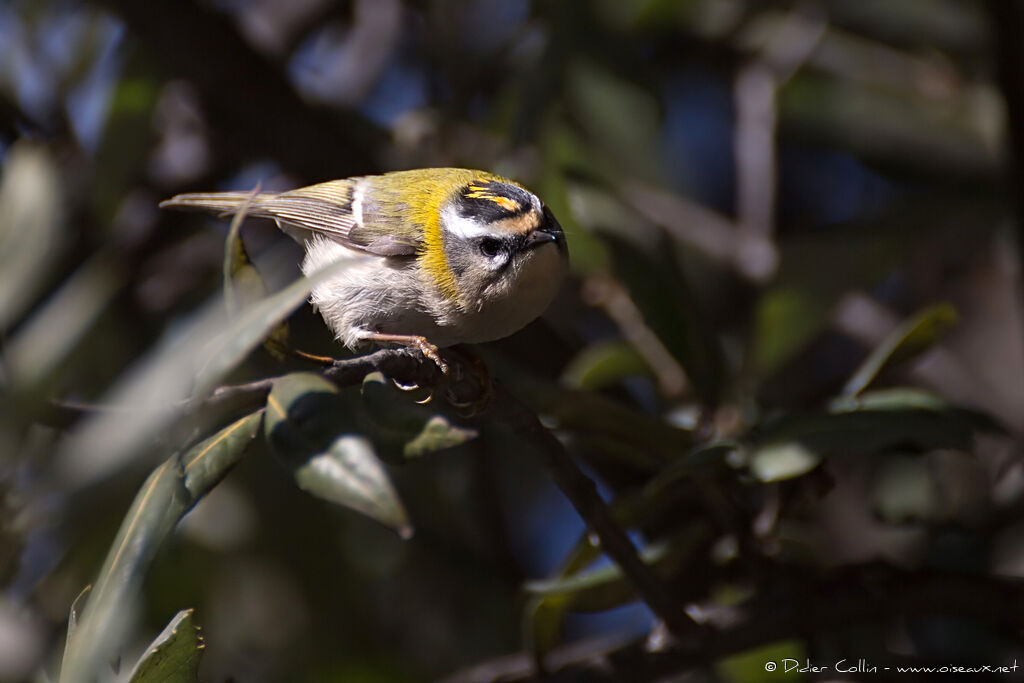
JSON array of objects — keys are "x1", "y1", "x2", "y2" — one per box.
[{"x1": 158, "y1": 191, "x2": 274, "y2": 217}]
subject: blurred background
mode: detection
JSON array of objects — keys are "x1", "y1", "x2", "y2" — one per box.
[{"x1": 2, "y1": 0, "x2": 1024, "y2": 681}]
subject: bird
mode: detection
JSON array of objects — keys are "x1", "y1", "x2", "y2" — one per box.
[{"x1": 160, "y1": 168, "x2": 568, "y2": 371}]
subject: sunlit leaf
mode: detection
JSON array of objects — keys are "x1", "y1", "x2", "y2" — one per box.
[
  {"x1": 264, "y1": 373, "x2": 411, "y2": 536},
  {"x1": 750, "y1": 442, "x2": 820, "y2": 482},
  {"x1": 0, "y1": 143, "x2": 62, "y2": 331},
  {"x1": 59, "y1": 413, "x2": 260, "y2": 683},
  {"x1": 127, "y1": 609, "x2": 204, "y2": 683},
  {"x1": 842, "y1": 303, "x2": 959, "y2": 397},
  {"x1": 180, "y1": 411, "x2": 263, "y2": 498},
  {"x1": 60, "y1": 461, "x2": 185, "y2": 683},
  {"x1": 294, "y1": 434, "x2": 412, "y2": 538}
]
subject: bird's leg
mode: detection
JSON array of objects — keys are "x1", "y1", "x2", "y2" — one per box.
[{"x1": 363, "y1": 332, "x2": 449, "y2": 374}]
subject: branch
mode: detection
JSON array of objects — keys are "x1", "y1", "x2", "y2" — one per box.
[
  {"x1": 47, "y1": 346, "x2": 698, "y2": 641},
  {"x1": 483, "y1": 382, "x2": 703, "y2": 643}
]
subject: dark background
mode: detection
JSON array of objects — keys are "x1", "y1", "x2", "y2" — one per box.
[{"x1": 2, "y1": 0, "x2": 1024, "y2": 681}]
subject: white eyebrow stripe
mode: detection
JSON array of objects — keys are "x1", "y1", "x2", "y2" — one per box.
[{"x1": 442, "y1": 205, "x2": 503, "y2": 239}]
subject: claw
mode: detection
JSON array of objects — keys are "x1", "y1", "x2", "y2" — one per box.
[
  {"x1": 392, "y1": 378, "x2": 421, "y2": 392},
  {"x1": 414, "y1": 390, "x2": 435, "y2": 405}
]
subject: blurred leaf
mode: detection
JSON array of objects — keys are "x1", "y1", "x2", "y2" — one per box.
[
  {"x1": 872, "y1": 455, "x2": 937, "y2": 523},
  {"x1": 7, "y1": 252, "x2": 122, "y2": 390},
  {"x1": 607, "y1": 236, "x2": 726, "y2": 404},
  {"x1": 127, "y1": 609, "x2": 204, "y2": 683},
  {"x1": 520, "y1": 382, "x2": 691, "y2": 465},
  {"x1": 0, "y1": 142, "x2": 62, "y2": 331},
  {"x1": 752, "y1": 286, "x2": 831, "y2": 377},
  {"x1": 524, "y1": 526, "x2": 709, "y2": 612},
  {"x1": 523, "y1": 594, "x2": 569, "y2": 665},
  {"x1": 750, "y1": 442, "x2": 821, "y2": 482},
  {"x1": 192, "y1": 257, "x2": 356, "y2": 397},
  {"x1": 753, "y1": 406, "x2": 989, "y2": 456},
  {"x1": 841, "y1": 303, "x2": 959, "y2": 397},
  {"x1": 567, "y1": 60, "x2": 661, "y2": 180},
  {"x1": 222, "y1": 196, "x2": 290, "y2": 361},
  {"x1": 54, "y1": 257, "x2": 351, "y2": 487},
  {"x1": 522, "y1": 525, "x2": 711, "y2": 657},
  {"x1": 829, "y1": 387, "x2": 950, "y2": 413},
  {"x1": 561, "y1": 339, "x2": 650, "y2": 390},
  {"x1": 716, "y1": 640, "x2": 807, "y2": 683},
  {"x1": 540, "y1": 131, "x2": 610, "y2": 274},
  {"x1": 60, "y1": 412, "x2": 260, "y2": 683},
  {"x1": 265, "y1": 373, "x2": 411, "y2": 537}
]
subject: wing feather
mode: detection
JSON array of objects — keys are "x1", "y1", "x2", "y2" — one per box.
[{"x1": 160, "y1": 180, "x2": 420, "y2": 258}]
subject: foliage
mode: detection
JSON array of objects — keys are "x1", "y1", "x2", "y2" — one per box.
[{"x1": 1, "y1": 0, "x2": 1022, "y2": 681}]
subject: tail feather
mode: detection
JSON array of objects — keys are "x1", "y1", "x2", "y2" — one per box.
[{"x1": 158, "y1": 191, "x2": 276, "y2": 216}]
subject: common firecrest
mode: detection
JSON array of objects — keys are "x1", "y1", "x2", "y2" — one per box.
[{"x1": 160, "y1": 168, "x2": 569, "y2": 369}]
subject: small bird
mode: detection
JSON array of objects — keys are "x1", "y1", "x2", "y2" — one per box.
[{"x1": 160, "y1": 168, "x2": 568, "y2": 370}]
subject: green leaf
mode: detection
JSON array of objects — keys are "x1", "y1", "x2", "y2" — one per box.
[
  {"x1": 127, "y1": 609, "x2": 204, "y2": 683},
  {"x1": 358, "y1": 374, "x2": 478, "y2": 459},
  {"x1": 716, "y1": 640, "x2": 807, "y2": 683},
  {"x1": 264, "y1": 373, "x2": 411, "y2": 537},
  {"x1": 752, "y1": 286, "x2": 830, "y2": 377},
  {"x1": 180, "y1": 411, "x2": 264, "y2": 499},
  {"x1": 59, "y1": 461, "x2": 186, "y2": 683},
  {"x1": 561, "y1": 340, "x2": 651, "y2": 390},
  {"x1": 842, "y1": 303, "x2": 959, "y2": 397},
  {"x1": 403, "y1": 416, "x2": 478, "y2": 458},
  {"x1": 59, "y1": 413, "x2": 261, "y2": 683},
  {"x1": 294, "y1": 435, "x2": 412, "y2": 538}
]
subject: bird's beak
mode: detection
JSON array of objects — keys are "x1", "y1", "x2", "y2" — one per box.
[{"x1": 524, "y1": 227, "x2": 560, "y2": 251}]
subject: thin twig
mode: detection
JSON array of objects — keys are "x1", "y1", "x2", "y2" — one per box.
[{"x1": 484, "y1": 381, "x2": 703, "y2": 643}]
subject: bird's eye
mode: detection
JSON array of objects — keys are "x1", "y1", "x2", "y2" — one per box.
[{"x1": 478, "y1": 237, "x2": 502, "y2": 258}]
